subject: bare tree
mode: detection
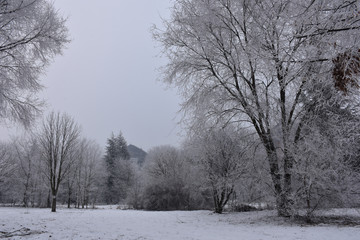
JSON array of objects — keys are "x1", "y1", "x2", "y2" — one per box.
[
  {"x1": 187, "y1": 127, "x2": 249, "y2": 213},
  {"x1": 0, "y1": 137, "x2": 48, "y2": 207},
  {"x1": 0, "y1": 142, "x2": 16, "y2": 202},
  {"x1": 38, "y1": 112, "x2": 80, "y2": 212},
  {"x1": 13, "y1": 136, "x2": 42, "y2": 207},
  {"x1": 0, "y1": 142, "x2": 14, "y2": 183},
  {"x1": 126, "y1": 162, "x2": 145, "y2": 209},
  {"x1": 63, "y1": 148, "x2": 79, "y2": 208},
  {"x1": 143, "y1": 145, "x2": 190, "y2": 210},
  {"x1": 154, "y1": 0, "x2": 360, "y2": 216},
  {"x1": 75, "y1": 139, "x2": 102, "y2": 208},
  {"x1": 0, "y1": 0, "x2": 69, "y2": 127},
  {"x1": 62, "y1": 138, "x2": 101, "y2": 209}
]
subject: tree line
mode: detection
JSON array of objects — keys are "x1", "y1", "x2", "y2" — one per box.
[
  {"x1": 0, "y1": 112, "x2": 100, "y2": 212},
  {"x1": 2, "y1": 112, "x2": 359, "y2": 217},
  {"x1": 0, "y1": 0, "x2": 360, "y2": 219}
]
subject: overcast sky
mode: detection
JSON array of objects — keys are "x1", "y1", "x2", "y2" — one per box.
[{"x1": 0, "y1": 0, "x2": 184, "y2": 151}]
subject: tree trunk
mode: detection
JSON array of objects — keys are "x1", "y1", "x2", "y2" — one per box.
[
  {"x1": 213, "y1": 186, "x2": 233, "y2": 214},
  {"x1": 67, "y1": 188, "x2": 72, "y2": 208},
  {"x1": 214, "y1": 195, "x2": 223, "y2": 214},
  {"x1": 22, "y1": 191, "x2": 28, "y2": 208},
  {"x1": 46, "y1": 191, "x2": 51, "y2": 208},
  {"x1": 22, "y1": 177, "x2": 30, "y2": 207},
  {"x1": 261, "y1": 135, "x2": 294, "y2": 217},
  {"x1": 213, "y1": 189, "x2": 222, "y2": 214},
  {"x1": 282, "y1": 157, "x2": 294, "y2": 216},
  {"x1": 214, "y1": 205, "x2": 223, "y2": 214},
  {"x1": 258, "y1": 131, "x2": 291, "y2": 216},
  {"x1": 276, "y1": 193, "x2": 292, "y2": 217},
  {"x1": 265, "y1": 150, "x2": 291, "y2": 217},
  {"x1": 51, "y1": 196, "x2": 57, "y2": 212}
]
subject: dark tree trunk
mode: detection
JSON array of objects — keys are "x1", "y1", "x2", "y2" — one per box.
[
  {"x1": 213, "y1": 186, "x2": 233, "y2": 214},
  {"x1": 22, "y1": 191, "x2": 28, "y2": 208},
  {"x1": 276, "y1": 193, "x2": 291, "y2": 217},
  {"x1": 213, "y1": 190, "x2": 223, "y2": 214},
  {"x1": 67, "y1": 189, "x2": 72, "y2": 208},
  {"x1": 262, "y1": 147, "x2": 292, "y2": 216},
  {"x1": 51, "y1": 196, "x2": 57, "y2": 212},
  {"x1": 214, "y1": 205, "x2": 223, "y2": 214},
  {"x1": 281, "y1": 153, "x2": 294, "y2": 217},
  {"x1": 47, "y1": 191, "x2": 51, "y2": 208}
]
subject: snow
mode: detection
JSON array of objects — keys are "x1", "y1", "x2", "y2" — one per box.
[{"x1": 1, "y1": 207, "x2": 359, "y2": 240}]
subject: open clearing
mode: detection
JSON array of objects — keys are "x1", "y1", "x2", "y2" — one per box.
[{"x1": 1, "y1": 207, "x2": 360, "y2": 240}]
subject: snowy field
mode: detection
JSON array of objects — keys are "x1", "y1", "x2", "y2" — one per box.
[{"x1": 1, "y1": 207, "x2": 360, "y2": 240}]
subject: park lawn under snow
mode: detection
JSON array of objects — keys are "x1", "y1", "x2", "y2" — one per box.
[{"x1": 0, "y1": 207, "x2": 360, "y2": 240}]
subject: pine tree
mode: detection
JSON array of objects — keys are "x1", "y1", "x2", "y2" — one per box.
[{"x1": 104, "y1": 132, "x2": 130, "y2": 204}]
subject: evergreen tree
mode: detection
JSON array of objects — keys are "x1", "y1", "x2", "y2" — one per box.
[{"x1": 104, "y1": 132, "x2": 130, "y2": 204}]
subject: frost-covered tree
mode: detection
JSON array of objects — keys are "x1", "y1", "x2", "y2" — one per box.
[
  {"x1": 0, "y1": 0, "x2": 69, "y2": 127},
  {"x1": 63, "y1": 148, "x2": 78, "y2": 208},
  {"x1": 143, "y1": 145, "x2": 190, "y2": 210},
  {"x1": 154, "y1": 0, "x2": 360, "y2": 216},
  {"x1": 75, "y1": 139, "x2": 102, "y2": 208},
  {"x1": 103, "y1": 132, "x2": 131, "y2": 204},
  {"x1": 126, "y1": 161, "x2": 145, "y2": 209},
  {"x1": 292, "y1": 79, "x2": 360, "y2": 215},
  {"x1": 0, "y1": 137, "x2": 49, "y2": 207},
  {"x1": 0, "y1": 141, "x2": 16, "y2": 203},
  {"x1": 13, "y1": 136, "x2": 44, "y2": 207},
  {"x1": 187, "y1": 127, "x2": 249, "y2": 213},
  {"x1": 38, "y1": 112, "x2": 80, "y2": 212}
]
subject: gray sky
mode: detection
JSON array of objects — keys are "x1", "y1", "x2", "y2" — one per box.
[{"x1": 1, "y1": 0, "x2": 183, "y2": 151}]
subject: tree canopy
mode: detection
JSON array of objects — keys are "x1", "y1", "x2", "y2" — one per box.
[
  {"x1": 154, "y1": 0, "x2": 360, "y2": 216},
  {"x1": 0, "y1": 0, "x2": 69, "y2": 127}
]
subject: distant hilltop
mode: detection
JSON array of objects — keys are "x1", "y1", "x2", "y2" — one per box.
[{"x1": 127, "y1": 144, "x2": 147, "y2": 166}]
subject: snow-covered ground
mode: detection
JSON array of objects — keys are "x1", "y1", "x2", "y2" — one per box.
[{"x1": 1, "y1": 207, "x2": 359, "y2": 240}]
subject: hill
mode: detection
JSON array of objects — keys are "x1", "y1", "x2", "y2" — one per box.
[{"x1": 127, "y1": 144, "x2": 147, "y2": 166}]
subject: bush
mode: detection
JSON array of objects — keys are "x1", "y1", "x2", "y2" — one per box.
[
  {"x1": 231, "y1": 203, "x2": 258, "y2": 212},
  {"x1": 143, "y1": 183, "x2": 190, "y2": 211}
]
